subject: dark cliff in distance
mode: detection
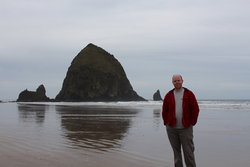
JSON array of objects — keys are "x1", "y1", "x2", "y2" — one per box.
[
  {"x1": 153, "y1": 89, "x2": 162, "y2": 101},
  {"x1": 56, "y1": 43, "x2": 145, "y2": 102},
  {"x1": 17, "y1": 84, "x2": 51, "y2": 102}
]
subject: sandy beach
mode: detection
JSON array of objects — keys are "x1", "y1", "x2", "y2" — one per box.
[{"x1": 0, "y1": 101, "x2": 250, "y2": 167}]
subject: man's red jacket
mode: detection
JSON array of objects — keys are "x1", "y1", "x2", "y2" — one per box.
[{"x1": 162, "y1": 88, "x2": 200, "y2": 128}]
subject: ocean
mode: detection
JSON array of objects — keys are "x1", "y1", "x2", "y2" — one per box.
[{"x1": 0, "y1": 100, "x2": 250, "y2": 167}]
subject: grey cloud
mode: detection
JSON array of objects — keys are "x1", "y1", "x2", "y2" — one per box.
[{"x1": 1, "y1": 0, "x2": 250, "y2": 100}]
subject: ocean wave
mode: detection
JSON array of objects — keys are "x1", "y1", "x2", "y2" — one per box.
[
  {"x1": 16, "y1": 100, "x2": 250, "y2": 110},
  {"x1": 198, "y1": 100, "x2": 250, "y2": 110},
  {"x1": 17, "y1": 101, "x2": 163, "y2": 107}
]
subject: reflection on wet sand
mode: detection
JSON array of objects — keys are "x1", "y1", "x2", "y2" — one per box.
[
  {"x1": 56, "y1": 106, "x2": 140, "y2": 152},
  {"x1": 153, "y1": 109, "x2": 161, "y2": 118},
  {"x1": 17, "y1": 104, "x2": 47, "y2": 124}
]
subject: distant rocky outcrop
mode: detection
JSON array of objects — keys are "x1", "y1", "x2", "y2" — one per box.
[
  {"x1": 153, "y1": 89, "x2": 162, "y2": 101},
  {"x1": 17, "y1": 84, "x2": 51, "y2": 102},
  {"x1": 56, "y1": 43, "x2": 145, "y2": 102}
]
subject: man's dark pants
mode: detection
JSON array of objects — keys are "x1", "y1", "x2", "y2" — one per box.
[{"x1": 166, "y1": 126, "x2": 196, "y2": 167}]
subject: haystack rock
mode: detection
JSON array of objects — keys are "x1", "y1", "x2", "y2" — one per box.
[
  {"x1": 56, "y1": 43, "x2": 145, "y2": 102},
  {"x1": 153, "y1": 89, "x2": 162, "y2": 101},
  {"x1": 17, "y1": 84, "x2": 51, "y2": 102}
]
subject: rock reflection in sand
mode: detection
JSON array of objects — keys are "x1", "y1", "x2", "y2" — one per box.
[
  {"x1": 18, "y1": 104, "x2": 47, "y2": 124},
  {"x1": 56, "y1": 105, "x2": 140, "y2": 152}
]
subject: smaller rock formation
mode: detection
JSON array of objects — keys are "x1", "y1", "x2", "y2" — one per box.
[
  {"x1": 153, "y1": 89, "x2": 163, "y2": 101},
  {"x1": 17, "y1": 84, "x2": 51, "y2": 102}
]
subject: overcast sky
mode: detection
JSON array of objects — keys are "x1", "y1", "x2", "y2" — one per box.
[{"x1": 1, "y1": 0, "x2": 250, "y2": 100}]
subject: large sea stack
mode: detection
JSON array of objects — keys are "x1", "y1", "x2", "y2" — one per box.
[{"x1": 56, "y1": 43, "x2": 145, "y2": 101}]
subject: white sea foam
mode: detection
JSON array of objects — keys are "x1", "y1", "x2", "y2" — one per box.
[
  {"x1": 17, "y1": 100, "x2": 250, "y2": 110},
  {"x1": 17, "y1": 101, "x2": 163, "y2": 108},
  {"x1": 198, "y1": 100, "x2": 250, "y2": 110}
]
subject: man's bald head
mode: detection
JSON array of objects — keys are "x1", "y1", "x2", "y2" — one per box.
[{"x1": 172, "y1": 74, "x2": 183, "y2": 90}]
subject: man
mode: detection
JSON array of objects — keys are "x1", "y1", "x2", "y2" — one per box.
[{"x1": 162, "y1": 74, "x2": 199, "y2": 167}]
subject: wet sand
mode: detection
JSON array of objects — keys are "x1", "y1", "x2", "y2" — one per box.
[{"x1": 1, "y1": 102, "x2": 250, "y2": 167}]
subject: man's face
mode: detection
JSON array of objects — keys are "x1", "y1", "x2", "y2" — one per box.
[{"x1": 172, "y1": 75, "x2": 183, "y2": 90}]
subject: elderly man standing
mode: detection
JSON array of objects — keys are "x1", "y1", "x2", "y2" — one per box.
[{"x1": 162, "y1": 74, "x2": 200, "y2": 167}]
